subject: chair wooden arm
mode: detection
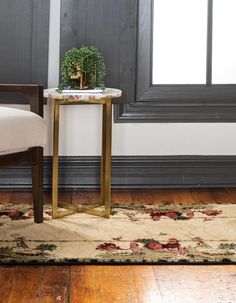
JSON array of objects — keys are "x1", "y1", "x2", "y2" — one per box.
[{"x1": 0, "y1": 84, "x2": 43, "y2": 117}]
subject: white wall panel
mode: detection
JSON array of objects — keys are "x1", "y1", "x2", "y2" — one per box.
[
  {"x1": 152, "y1": 0, "x2": 207, "y2": 84},
  {"x1": 212, "y1": 0, "x2": 236, "y2": 84}
]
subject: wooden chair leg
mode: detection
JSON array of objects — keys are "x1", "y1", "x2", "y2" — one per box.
[{"x1": 32, "y1": 147, "x2": 44, "y2": 223}]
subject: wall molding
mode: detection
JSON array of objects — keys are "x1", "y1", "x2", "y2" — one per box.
[{"x1": 1, "y1": 156, "x2": 236, "y2": 189}]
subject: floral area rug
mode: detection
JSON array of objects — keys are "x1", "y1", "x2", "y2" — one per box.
[{"x1": 0, "y1": 203, "x2": 235, "y2": 264}]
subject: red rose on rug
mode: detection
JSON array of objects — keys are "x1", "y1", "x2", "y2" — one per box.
[
  {"x1": 147, "y1": 210, "x2": 181, "y2": 221},
  {"x1": 162, "y1": 238, "x2": 181, "y2": 250},
  {"x1": 146, "y1": 207, "x2": 196, "y2": 221},
  {"x1": 96, "y1": 243, "x2": 122, "y2": 252},
  {"x1": 144, "y1": 238, "x2": 181, "y2": 251},
  {"x1": 8, "y1": 211, "x2": 24, "y2": 220},
  {"x1": 201, "y1": 209, "x2": 222, "y2": 216},
  {"x1": 130, "y1": 242, "x2": 141, "y2": 253},
  {"x1": 146, "y1": 241, "x2": 164, "y2": 251}
]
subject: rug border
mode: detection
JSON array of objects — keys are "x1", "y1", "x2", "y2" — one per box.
[{"x1": 1, "y1": 259, "x2": 235, "y2": 266}]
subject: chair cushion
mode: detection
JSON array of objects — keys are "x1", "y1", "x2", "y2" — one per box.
[{"x1": 0, "y1": 106, "x2": 47, "y2": 154}]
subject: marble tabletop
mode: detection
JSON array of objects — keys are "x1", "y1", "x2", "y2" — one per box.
[{"x1": 44, "y1": 88, "x2": 122, "y2": 101}]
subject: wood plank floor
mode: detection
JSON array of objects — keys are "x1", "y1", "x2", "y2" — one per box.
[{"x1": 0, "y1": 189, "x2": 236, "y2": 303}]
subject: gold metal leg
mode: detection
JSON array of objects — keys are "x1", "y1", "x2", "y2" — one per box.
[
  {"x1": 52, "y1": 99, "x2": 60, "y2": 218},
  {"x1": 101, "y1": 99, "x2": 112, "y2": 218},
  {"x1": 100, "y1": 104, "x2": 106, "y2": 204},
  {"x1": 52, "y1": 100, "x2": 76, "y2": 219},
  {"x1": 52, "y1": 98, "x2": 112, "y2": 219}
]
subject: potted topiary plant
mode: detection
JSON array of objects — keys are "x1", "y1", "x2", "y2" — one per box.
[{"x1": 58, "y1": 46, "x2": 105, "y2": 92}]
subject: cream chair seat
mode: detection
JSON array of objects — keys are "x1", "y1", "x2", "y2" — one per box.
[
  {"x1": 0, "y1": 106, "x2": 47, "y2": 155},
  {"x1": 0, "y1": 84, "x2": 46, "y2": 223}
]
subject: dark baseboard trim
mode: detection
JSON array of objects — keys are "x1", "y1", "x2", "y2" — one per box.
[{"x1": 0, "y1": 156, "x2": 236, "y2": 189}]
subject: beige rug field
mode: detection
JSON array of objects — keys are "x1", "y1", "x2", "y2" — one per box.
[{"x1": 0, "y1": 203, "x2": 235, "y2": 264}]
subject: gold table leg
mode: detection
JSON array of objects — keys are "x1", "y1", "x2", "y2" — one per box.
[
  {"x1": 52, "y1": 98, "x2": 112, "y2": 219},
  {"x1": 101, "y1": 100, "x2": 112, "y2": 218},
  {"x1": 52, "y1": 99, "x2": 59, "y2": 218}
]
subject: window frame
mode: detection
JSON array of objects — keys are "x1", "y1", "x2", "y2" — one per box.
[{"x1": 114, "y1": 0, "x2": 236, "y2": 123}]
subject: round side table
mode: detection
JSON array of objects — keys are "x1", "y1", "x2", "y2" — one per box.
[{"x1": 44, "y1": 88, "x2": 122, "y2": 219}]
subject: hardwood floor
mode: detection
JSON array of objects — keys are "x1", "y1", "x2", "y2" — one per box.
[{"x1": 0, "y1": 189, "x2": 235, "y2": 302}]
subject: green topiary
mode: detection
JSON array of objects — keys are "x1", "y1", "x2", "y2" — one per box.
[{"x1": 58, "y1": 46, "x2": 105, "y2": 91}]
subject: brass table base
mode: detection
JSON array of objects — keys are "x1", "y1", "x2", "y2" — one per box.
[
  {"x1": 52, "y1": 98, "x2": 112, "y2": 219},
  {"x1": 55, "y1": 202, "x2": 108, "y2": 219}
]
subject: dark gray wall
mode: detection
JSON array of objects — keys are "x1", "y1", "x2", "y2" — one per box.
[
  {"x1": 60, "y1": 0, "x2": 137, "y2": 104},
  {"x1": 0, "y1": 0, "x2": 50, "y2": 103}
]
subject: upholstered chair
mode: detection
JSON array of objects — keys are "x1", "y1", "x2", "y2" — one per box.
[{"x1": 0, "y1": 85, "x2": 47, "y2": 223}]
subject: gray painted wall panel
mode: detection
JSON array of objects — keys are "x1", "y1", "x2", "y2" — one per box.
[
  {"x1": 0, "y1": 0, "x2": 50, "y2": 103},
  {"x1": 60, "y1": 0, "x2": 137, "y2": 104}
]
